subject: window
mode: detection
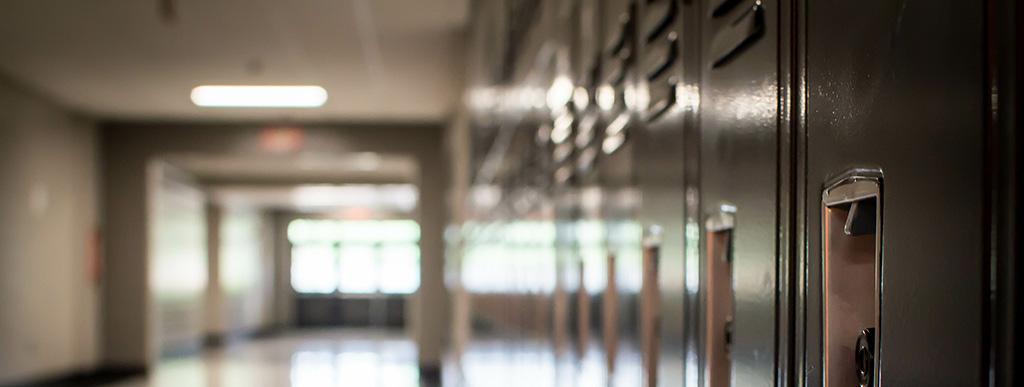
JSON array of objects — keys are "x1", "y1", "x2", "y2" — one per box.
[
  {"x1": 289, "y1": 219, "x2": 420, "y2": 294},
  {"x1": 461, "y1": 220, "x2": 557, "y2": 293}
]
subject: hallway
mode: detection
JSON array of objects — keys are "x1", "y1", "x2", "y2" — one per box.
[{"x1": 0, "y1": 0, "x2": 1019, "y2": 386}]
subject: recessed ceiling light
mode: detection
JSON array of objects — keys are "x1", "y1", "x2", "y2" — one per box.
[{"x1": 190, "y1": 85, "x2": 328, "y2": 107}]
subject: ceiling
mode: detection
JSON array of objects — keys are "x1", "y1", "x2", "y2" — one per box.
[
  {"x1": 172, "y1": 152, "x2": 419, "y2": 213},
  {"x1": 166, "y1": 152, "x2": 419, "y2": 184},
  {"x1": 0, "y1": 0, "x2": 468, "y2": 122}
]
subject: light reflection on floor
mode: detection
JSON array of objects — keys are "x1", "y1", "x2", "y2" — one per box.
[
  {"x1": 445, "y1": 337, "x2": 646, "y2": 387},
  {"x1": 107, "y1": 329, "x2": 420, "y2": 387},
  {"x1": 105, "y1": 330, "x2": 683, "y2": 387}
]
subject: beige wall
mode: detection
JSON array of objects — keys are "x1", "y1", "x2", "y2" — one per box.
[
  {"x1": 0, "y1": 78, "x2": 100, "y2": 383},
  {"x1": 102, "y1": 122, "x2": 449, "y2": 370}
]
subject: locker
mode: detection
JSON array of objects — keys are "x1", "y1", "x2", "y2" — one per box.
[
  {"x1": 458, "y1": 0, "x2": 1019, "y2": 386},
  {"x1": 699, "y1": 0, "x2": 780, "y2": 386},
  {"x1": 632, "y1": 0, "x2": 697, "y2": 385},
  {"x1": 802, "y1": 0, "x2": 987, "y2": 385}
]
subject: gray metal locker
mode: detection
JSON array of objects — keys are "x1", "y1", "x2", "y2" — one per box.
[
  {"x1": 801, "y1": 0, "x2": 987, "y2": 385},
  {"x1": 699, "y1": 0, "x2": 780, "y2": 386}
]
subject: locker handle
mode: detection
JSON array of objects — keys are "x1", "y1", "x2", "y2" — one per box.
[
  {"x1": 642, "y1": 225, "x2": 662, "y2": 276},
  {"x1": 641, "y1": 226, "x2": 662, "y2": 387},
  {"x1": 823, "y1": 176, "x2": 880, "y2": 236},
  {"x1": 705, "y1": 205, "x2": 736, "y2": 387},
  {"x1": 706, "y1": 205, "x2": 736, "y2": 262},
  {"x1": 710, "y1": 2, "x2": 764, "y2": 68},
  {"x1": 706, "y1": 205, "x2": 736, "y2": 231},
  {"x1": 845, "y1": 201, "x2": 877, "y2": 236},
  {"x1": 822, "y1": 169, "x2": 883, "y2": 387}
]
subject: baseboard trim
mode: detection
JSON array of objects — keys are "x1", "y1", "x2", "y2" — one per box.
[
  {"x1": 418, "y1": 365, "x2": 442, "y2": 386},
  {"x1": 204, "y1": 326, "x2": 286, "y2": 349},
  {"x1": 4, "y1": 366, "x2": 146, "y2": 387}
]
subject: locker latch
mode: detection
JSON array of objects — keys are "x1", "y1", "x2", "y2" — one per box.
[
  {"x1": 705, "y1": 204, "x2": 736, "y2": 387},
  {"x1": 822, "y1": 169, "x2": 882, "y2": 387}
]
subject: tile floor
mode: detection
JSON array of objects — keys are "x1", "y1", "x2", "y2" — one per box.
[
  {"x1": 101, "y1": 329, "x2": 684, "y2": 387},
  {"x1": 106, "y1": 329, "x2": 421, "y2": 387}
]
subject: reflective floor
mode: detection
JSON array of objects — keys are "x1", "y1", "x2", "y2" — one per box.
[
  {"x1": 103, "y1": 329, "x2": 680, "y2": 387},
  {"x1": 450, "y1": 337, "x2": 644, "y2": 387},
  {"x1": 107, "y1": 329, "x2": 421, "y2": 387}
]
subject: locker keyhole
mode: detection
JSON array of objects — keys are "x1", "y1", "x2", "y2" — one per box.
[
  {"x1": 856, "y1": 328, "x2": 875, "y2": 387},
  {"x1": 724, "y1": 317, "x2": 733, "y2": 358}
]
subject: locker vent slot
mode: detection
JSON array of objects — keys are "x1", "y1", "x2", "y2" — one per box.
[
  {"x1": 645, "y1": 78, "x2": 677, "y2": 122},
  {"x1": 710, "y1": 4, "x2": 764, "y2": 68},
  {"x1": 603, "y1": 59, "x2": 626, "y2": 86},
  {"x1": 710, "y1": 0, "x2": 744, "y2": 17},
  {"x1": 643, "y1": 0, "x2": 676, "y2": 43},
  {"x1": 643, "y1": 32, "x2": 678, "y2": 81},
  {"x1": 604, "y1": 12, "x2": 630, "y2": 57}
]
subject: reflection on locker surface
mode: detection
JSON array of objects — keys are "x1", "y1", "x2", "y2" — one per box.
[{"x1": 451, "y1": 0, "x2": 1018, "y2": 386}]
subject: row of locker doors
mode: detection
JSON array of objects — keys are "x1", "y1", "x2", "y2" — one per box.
[
  {"x1": 589, "y1": 0, "x2": 989, "y2": 385},
  {"x1": 458, "y1": 0, "x2": 994, "y2": 385}
]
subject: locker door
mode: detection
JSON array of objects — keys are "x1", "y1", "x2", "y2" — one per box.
[
  {"x1": 633, "y1": 0, "x2": 700, "y2": 385},
  {"x1": 699, "y1": 0, "x2": 779, "y2": 385},
  {"x1": 803, "y1": 0, "x2": 986, "y2": 385}
]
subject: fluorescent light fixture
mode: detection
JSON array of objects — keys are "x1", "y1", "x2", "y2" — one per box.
[
  {"x1": 190, "y1": 85, "x2": 327, "y2": 107},
  {"x1": 289, "y1": 184, "x2": 418, "y2": 212}
]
